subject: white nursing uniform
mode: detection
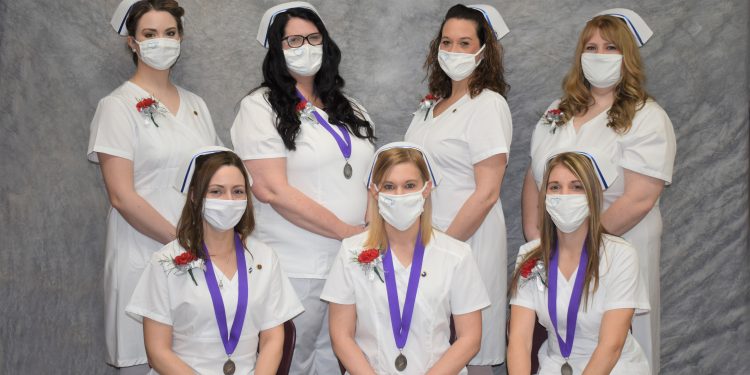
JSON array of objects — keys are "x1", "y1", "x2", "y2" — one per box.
[
  {"x1": 87, "y1": 81, "x2": 222, "y2": 366},
  {"x1": 126, "y1": 237, "x2": 304, "y2": 375},
  {"x1": 230, "y1": 88, "x2": 375, "y2": 373},
  {"x1": 529, "y1": 99, "x2": 676, "y2": 372},
  {"x1": 405, "y1": 89, "x2": 512, "y2": 365},
  {"x1": 510, "y1": 235, "x2": 651, "y2": 375},
  {"x1": 321, "y1": 230, "x2": 491, "y2": 375}
]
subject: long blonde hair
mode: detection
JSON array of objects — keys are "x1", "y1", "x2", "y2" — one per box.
[
  {"x1": 364, "y1": 148, "x2": 433, "y2": 250},
  {"x1": 558, "y1": 15, "x2": 650, "y2": 134},
  {"x1": 509, "y1": 153, "x2": 609, "y2": 307}
]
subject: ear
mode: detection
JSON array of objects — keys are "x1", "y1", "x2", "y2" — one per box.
[
  {"x1": 422, "y1": 180, "x2": 433, "y2": 198},
  {"x1": 127, "y1": 36, "x2": 138, "y2": 53},
  {"x1": 368, "y1": 183, "x2": 379, "y2": 199}
]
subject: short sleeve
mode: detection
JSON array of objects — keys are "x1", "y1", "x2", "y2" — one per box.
[
  {"x1": 87, "y1": 96, "x2": 136, "y2": 163},
  {"x1": 600, "y1": 240, "x2": 650, "y2": 314},
  {"x1": 230, "y1": 92, "x2": 287, "y2": 160},
  {"x1": 466, "y1": 92, "x2": 513, "y2": 164},
  {"x1": 509, "y1": 239, "x2": 541, "y2": 310},
  {"x1": 257, "y1": 249, "x2": 304, "y2": 330},
  {"x1": 126, "y1": 252, "x2": 173, "y2": 326},
  {"x1": 320, "y1": 245, "x2": 356, "y2": 305},
  {"x1": 618, "y1": 102, "x2": 676, "y2": 184},
  {"x1": 449, "y1": 245, "x2": 491, "y2": 315}
]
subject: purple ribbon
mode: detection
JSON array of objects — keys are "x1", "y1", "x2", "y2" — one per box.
[
  {"x1": 295, "y1": 90, "x2": 352, "y2": 159},
  {"x1": 202, "y1": 233, "x2": 249, "y2": 357},
  {"x1": 547, "y1": 242, "x2": 588, "y2": 359},
  {"x1": 382, "y1": 229, "x2": 425, "y2": 350}
]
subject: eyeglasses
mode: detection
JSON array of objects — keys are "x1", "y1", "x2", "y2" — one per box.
[{"x1": 282, "y1": 33, "x2": 323, "y2": 48}]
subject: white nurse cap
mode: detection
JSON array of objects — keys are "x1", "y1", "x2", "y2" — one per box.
[
  {"x1": 175, "y1": 146, "x2": 253, "y2": 194},
  {"x1": 544, "y1": 147, "x2": 618, "y2": 190},
  {"x1": 257, "y1": 1, "x2": 322, "y2": 48},
  {"x1": 365, "y1": 142, "x2": 440, "y2": 189},
  {"x1": 468, "y1": 4, "x2": 510, "y2": 40},
  {"x1": 595, "y1": 8, "x2": 653, "y2": 47},
  {"x1": 111, "y1": 0, "x2": 140, "y2": 36}
]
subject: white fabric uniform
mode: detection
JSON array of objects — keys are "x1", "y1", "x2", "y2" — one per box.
[
  {"x1": 510, "y1": 236, "x2": 651, "y2": 375},
  {"x1": 126, "y1": 237, "x2": 304, "y2": 374},
  {"x1": 230, "y1": 88, "x2": 375, "y2": 374},
  {"x1": 405, "y1": 89, "x2": 512, "y2": 365},
  {"x1": 529, "y1": 99, "x2": 676, "y2": 373},
  {"x1": 87, "y1": 81, "x2": 222, "y2": 366},
  {"x1": 321, "y1": 230, "x2": 491, "y2": 375}
]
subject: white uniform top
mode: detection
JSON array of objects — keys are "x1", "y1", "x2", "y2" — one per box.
[
  {"x1": 320, "y1": 230, "x2": 491, "y2": 375},
  {"x1": 126, "y1": 237, "x2": 304, "y2": 375},
  {"x1": 404, "y1": 89, "x2": 512, "y2": 365},
  {"x1": 510, "y1": 235, "x2": 651, "y2": 375},
  {"x1": 87, "y1": 81, "x2": 222, "y2": 366},
  {"x1": 231, "y1": 88, "x2": 375, "y2": 279},
  {"x1": 529, "y1": 99, "x2": 676, "y2": 372}
]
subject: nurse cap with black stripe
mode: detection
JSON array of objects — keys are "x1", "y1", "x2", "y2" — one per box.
[
  {"x1": 256, "y1": 1, "x2": 323, "y2": 48},
  {"x1": 365, "y1": 142, "x2": 440, "y2": 189},
  {"x1": 467, "y1": 4, "x2": 510, "y2": 40},
  {"x1": 544, "y1": 147, "x2": 618, "y2": 190},
  {"x1": 595, "y1": 8, "x2": 653, "y2": 47},
  {"x1": 174, "y1": 146, "x2": 253, "y2": 195},
  {"x1": 111, "y1": 0, "x2": 140, "y2": 36}
]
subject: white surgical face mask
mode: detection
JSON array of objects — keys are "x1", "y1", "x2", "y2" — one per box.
[
  {"x1": 135, "y1": 38, "x2": 181, "y2": 70},
  {"x1": 377, "y1": 184, "x2": 429, "y2": 231},
  {"x1": 581, "y1": 53, "x2": 623, "y2": 88},
  {"x1": 203, "y1": 198, "x2": 247, "y2": 231},
  {"x1": 545, "y1": 194, "x2": 590, "y2": 233},
  {"x1": 284, "y1": 44, "x2": 323, "y2": 77},
  {"x1": 438, "y1": 44, "x2": 485, "y2": 81}
]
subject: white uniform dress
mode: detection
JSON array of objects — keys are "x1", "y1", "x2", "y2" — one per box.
[
  {"x1": 321, "y1": 230, "x2": 491, "y2": 375},
  {"x1": 87, "y1": 81, "x2": 222, "y2": 366},
  {"x1": 230, "y1": 88, "x2": 375, "y2": 374},
  {"x1": 529, "y1": 99, "x2": 676, "y2": 372},
  {"x1": 510, "y1": 236, "x2": 651, "y2": 375},
  {"x1": 405, "y1": 89, "x2": 513, "y2": 365},
  {"x1": 126, "y1": 237, "x2": 304, "y2": 374}
]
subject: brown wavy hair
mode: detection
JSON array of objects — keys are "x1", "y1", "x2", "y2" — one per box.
[
  {"x1": 509, "y1": 153, "x2": 610, "y2": 307},
  {"x1": 557, "y1": 15, "x2": 650, "y2": 133},
  {"x1": 125, "y1": 0, "x2": 185, "y2": 65},
  {"x1": 364, "y1": 148, "x2": 434, "y2": 250},
  {"x1": 176, "y1": 152, "x2": 255, "y2": 259},
  {"x1": 424, "y1": 4, "x2": 508, "y2": 99}
]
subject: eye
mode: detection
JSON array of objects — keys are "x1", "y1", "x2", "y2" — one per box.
[
  {"x1": 308, "y1": 33, "x2": 323, "y2": 45},
  {"x1": 585, "y1": 45, "x2": 596, "y2": 51},
  {"x1": 382, "y1": 183, "x2": 395, "y2": 191},
  {"x1": 460, "y1": 41, "x2": 470, "y2": 47},
  {"x1": 441, "y1": 40, "x2": 451, "y2": 46},
  {"x1": 405, "y1": 182, "x2": 417, "y2": 189},
  {"x1": 233, "y1": 188, "x2": 246, "y2": 195},
  {"x1": 208, "y1": 188, "x2": 221, "y2": 195},
  {"x1": 572, "y1": 182, "x2": 585, "y2": 191},
  {"x1": 546, "y1": 183, "x2": 560, "y2": 192},
  {"x1": 167, "y1": 30, "x2": 177, "y2": 37},
  {"x1": 606, "y1": 44, "x2": 619, "y2": 51},
  {"x1": 144, "y1": 33, "x2": 155, "y2": 38}
]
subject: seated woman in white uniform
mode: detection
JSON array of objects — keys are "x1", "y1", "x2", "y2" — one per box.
[
  {"x1": 509, "y1": 152, "x2": 650, "y2": 375},
  {"x1": 322, "y1": 142, "x2": 490, "y2": 375},
  {"x1": 126, "y1": 147, "x2": 303, "y2": 375},
  {"x1": 521, "y1": 10, "x2": 676, "y2": 374}
]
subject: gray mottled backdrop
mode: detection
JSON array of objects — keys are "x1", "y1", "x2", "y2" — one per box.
[{"x1": 1, "y1": 0, "x2": 747, "y2": 373}]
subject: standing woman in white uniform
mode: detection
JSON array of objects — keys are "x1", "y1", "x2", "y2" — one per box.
[
  {"x1": 509, "y1": 152, "x2": 651, "y2": 375},
  {"x1": 521, "y1": 9, "x2": 676, "y2": 374},
  {"x1": 126, "y1": 148, "x2": 304, "y2": 374},
  {"x1": 323, "y1": 142, "x2": 490, "y2": 374},
  {"x1": 231, "y1": 2, "x2": 375, "y2": 373},
  {"x1": 404, "y1": 5, "x2": 512, "y2": 373},
  {"x1": 87, "y1": 0, "x2": 221, "y2": 372}
]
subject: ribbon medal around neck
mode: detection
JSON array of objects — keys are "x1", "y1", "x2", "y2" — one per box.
[
  {"x1": 295, "y1": 90, "x2": 353, "y2": 179},
  {"x1": 202, "y1": 234, "x2": 249, "y2": 375},
  {"x1": 382, "y1": 229, "x2": 426, "y2": 372},
  {"x1": 548, "y1": 242, "x2": 589, "y2": 375}
]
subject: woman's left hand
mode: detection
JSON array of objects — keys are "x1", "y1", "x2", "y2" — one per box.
[{"x1": 601, "y1": 169, "x2": 664, "y2": 235}]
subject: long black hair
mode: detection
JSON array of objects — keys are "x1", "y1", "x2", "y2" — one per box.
[{"x1": 250, "y1": 7, "x2": 376, "y2": 151}]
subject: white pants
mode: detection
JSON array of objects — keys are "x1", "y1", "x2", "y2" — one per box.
[{"x1": 288, "y1": 278, "x2": 340, "y2": 375}]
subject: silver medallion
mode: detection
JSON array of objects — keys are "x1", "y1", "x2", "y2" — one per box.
[
  {"x1": 223, "y1": 358, "x2": 236, "y2": 375},
  {"x1": 395, "y1": 353, "x2": 407, "y2": 371},
  {"x1": 561, "y1": 361, "x2": 572, "y2": 375},
  {"x1": 343, "y1": 162, "x2": 353, "y2": 179}
]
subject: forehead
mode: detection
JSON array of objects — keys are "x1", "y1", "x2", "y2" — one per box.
[
  {"x1": 441, "y1": 18, "x2": 478, "y2": 39},
  {"x1": 137, "y1": 10, "x2": 178, "y2": 30},
  {"x1": 209, "y1": 165, "x2": 244, "y2": 183},
  {"x1": 382, "y1": 162, "x2": 422, "y2": 182},
  {"x1": 284, "y1": 17, "x2": 319, "y2": 35},
  {"x1": 548, "y1": 164, "x2": 578, "y2": 181}
]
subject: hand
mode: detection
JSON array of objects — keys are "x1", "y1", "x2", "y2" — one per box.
[{"x1": 338, "y1": 224, "x2": 367, "y2": 240}]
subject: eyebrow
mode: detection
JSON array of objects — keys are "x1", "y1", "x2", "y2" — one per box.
[{"x1": 141, "y1": 27, "x2": 177, "y2": 32}]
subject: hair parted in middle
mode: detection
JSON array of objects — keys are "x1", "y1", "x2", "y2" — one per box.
[
  {"x1": 250, "y1": 7, "x2": 376, "y2": 151},
  {"x1": 509, "y1": 152, "x2": 610, "y2": 308},
  {"x1": 424, "y1": 4, "x2": 509, "y2": 99},
  {"x1": 364, "y1": 148, "x2": 434, "y2": 251},
  {"x1": 557, "y1": 15, "x2": 650, "y2": 134},
  {"x1": 176, "y1": 151, "x2": 255, "y2": 259}
]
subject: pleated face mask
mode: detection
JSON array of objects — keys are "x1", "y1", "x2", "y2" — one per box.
[{"x1": 545, "y1": 194, "x2": 590, "y2": 233}]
